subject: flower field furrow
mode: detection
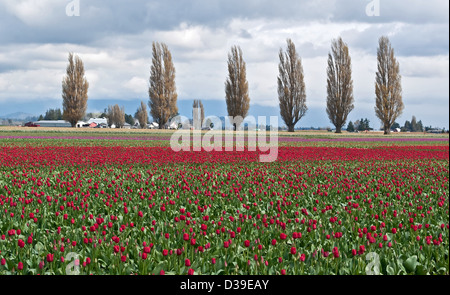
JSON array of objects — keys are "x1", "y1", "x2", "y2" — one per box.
[
  {"x1": 0, "y1": 143, "x2": 448, "y2": 275},
  {"x1": 1, "y1": 135, "x2": 448, "y2": 142},
  {"x1": 0, "y1": 146, "x2": 448, "y2": 168}
]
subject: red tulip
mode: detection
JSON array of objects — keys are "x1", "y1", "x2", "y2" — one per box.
[
  {"x1": 332, "y1": 247, "x2": 339, "y2": 258},
  {"x1": 18, "y1": 239, "x2": 25, "y2": 248},
  {"x1": 290, "y1": 247, "x2": 296, "y2": 255},
  {"x1": 300, "y1": 254, "x2": 306, "y2": 262},
  {"x1": 46, "y1": 253, "x2": 54, "y2": 263},
  {"x1": 358, "y1": 245, "x2": 365, "y2": 255}
]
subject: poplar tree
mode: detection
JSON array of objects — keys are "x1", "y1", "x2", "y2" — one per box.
[
  {"x1": 278, "y1": 39, "x2": 307, "y2": 132},
  {"x1": 326, "y1": 37, "x2": 354, "y2": 133},
  {"x1": 375, "y1": 36, "x2": 403, "y2": 135},
  {"x1": 149, "y1": 42, "x2": 178, "y2": 129},
  {"x1": 225, "y1": 45, "x2": 250, "y2": 131},
  {"x1": 62, "y1": 52, "x2": 89, "y2": 127}
]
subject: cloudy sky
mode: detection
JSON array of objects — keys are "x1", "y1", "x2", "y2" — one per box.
[{"x1": 0, "y1": 0, "x2": 448, "y2": 129}]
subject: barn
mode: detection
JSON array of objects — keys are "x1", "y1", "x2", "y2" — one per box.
[{"x1": 34, "y1": 120, "x2": 72, "y2": 128}]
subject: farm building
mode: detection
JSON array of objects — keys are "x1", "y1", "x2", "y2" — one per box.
[
  {"x1": 77, "y1": 118, "x2": 108, "y2": 128},
  {"x1": 34, "y1": 120, "x2": 72, "y2": 128},
  {"x1": 87, "y1": 118, "x2": 108, "y2": 125},
  {"x1": 76, "y1": 121, "x2": 87, "y2": 128},
  {"x1": 147, "y1": 122, "x2": 159, "y2": 129}
]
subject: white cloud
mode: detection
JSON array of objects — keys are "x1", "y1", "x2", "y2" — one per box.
[
  {"x1": 1, "y1": 0, "x2": 63, "y2": 26},
  {"x1": 124, "y1": 77, "x2": 148, "y2": 94},
  {"x1": 399, "y1": 55, "x2": 449, "y2": 78},
  {"x1": 0, "y1": 69, "x2": 62, "y2": 101},
  {"x1": 0, "y1": 0, "x2": 448, "y2": 127},
  {"x1": 154, "y1": 23, "x2": 207, "y2": 49}
]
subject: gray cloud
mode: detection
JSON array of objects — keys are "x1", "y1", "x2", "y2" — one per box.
[
  {"x1": 0, "y1": 0, "x2": 448, "y2": 128},
  {"x1": 1, "y1": 0, "x2": 447, "y2": 44}
]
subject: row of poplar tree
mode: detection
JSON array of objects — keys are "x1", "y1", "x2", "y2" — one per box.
[{"x1": 61, "y1": 36, "x2": 403, "y2": 134}]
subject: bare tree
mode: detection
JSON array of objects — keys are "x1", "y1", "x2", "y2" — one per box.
[
  {"x1": 326, "y1": 37, "x2": 354, "y2": 133},
  {"x1": 107, "y1": 104, "x2": 125, "y2": 128},
  {"x1": 225, "y1": 45, "x2": 250, "y2": 130},
  {"x1": 278, "y1": 39, "x2": 307, "y2": 132},
  {"x1": 192, "y1": 99, "x2": 205, "y2": 129},
  {"x1": 62, "y1": 52, "x2": 89, "y2": 127},
  {"x1": 375, "y1": 36, "x2": 403, "y2": 135},
  {"x1": 149, "y1": 42, "x2": 178, "y2": 129},
  {"x1": 106, "y1": 105, "x2": 114, "y2": 127},
  {"x1": 135, "y1": 101, "x2": 148, "y2": 129}
]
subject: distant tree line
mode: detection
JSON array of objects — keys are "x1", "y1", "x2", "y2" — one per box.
[
  {"x1": 135, "y1": 101, "x2": 148, "y2": 129},
  {"x1": 106, "y1": 104, "x2": 125, "y2": 128},
  {"x1": 346, "y1": 118, "x2": 373, "y2": 132},
  {"x1": 40, "y1": 35, "x2": 445, "y2": 134},
  {"x1": 401, "y1": 116, "x2": 424, "y2": 132},
  {"x1": 347, "y1": 115, "x2": 435, "y2": 133},
  {"x1": 38, "y1": 108, "x2": 63, "y2": 121}
]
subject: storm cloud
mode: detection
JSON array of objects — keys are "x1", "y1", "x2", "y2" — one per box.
[{"x1": 0, "y1": 0, "x2": 448, "y2": 128}]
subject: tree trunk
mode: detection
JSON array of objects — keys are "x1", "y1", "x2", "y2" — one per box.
[
  {"x1": 335, "y1": 126, "x2": 342, "y2": 133},
  {"x1": 384, "y1": 125, "x2": 391, "y2": 135},
  {"x1": 288, "y1": 125, "x2": 295, "y2": 132}
]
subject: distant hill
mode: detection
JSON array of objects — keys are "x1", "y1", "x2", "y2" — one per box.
[{"x1": 0, "y1": 112, "x2": 37, "y2": 121}]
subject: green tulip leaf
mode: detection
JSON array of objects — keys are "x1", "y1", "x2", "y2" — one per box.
[{"x1": 403, "y1": 255, "x2": 418, "y2": 273}]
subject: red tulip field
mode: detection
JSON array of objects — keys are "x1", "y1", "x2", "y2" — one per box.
[{"x1": 0, "y1": 130, "x2": 448, "y2": 275}]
